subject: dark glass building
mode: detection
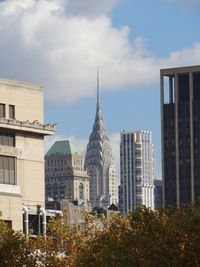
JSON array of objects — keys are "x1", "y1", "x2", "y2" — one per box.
[
  {"x1": 161, "y1": 65, "x2": 200, "y2": 207},
  {"x1": 154, "y1": 179, "x2": 162, "y2": 210}
]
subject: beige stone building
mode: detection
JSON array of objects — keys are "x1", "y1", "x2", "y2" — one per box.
[
  {"x1": 45, "y1": 140, "x2": 89, "y2": 204},
  {"x1": 0, "y1": 78, "x2": 55, "y2": 231}
]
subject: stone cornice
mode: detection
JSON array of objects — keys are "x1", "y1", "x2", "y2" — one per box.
[
  {"x1": 0, "y1": 78, "x2": 43, "y2": 92},
  {"x1": 0, "y1": 118, "x2": 55, "y2": 136}
]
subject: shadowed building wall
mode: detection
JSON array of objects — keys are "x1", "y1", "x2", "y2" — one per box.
[{"x1": 161, "y1": 65, "x2": 200, "y2": 207}]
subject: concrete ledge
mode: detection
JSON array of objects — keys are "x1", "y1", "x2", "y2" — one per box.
[
  {"x1": 0, "y1": 118, "x2": 55, "y2": 136},
  {"x1": 0, "y1": 78, "x2": 43, "y2": 92},
  {"x1": 0, "y1": 184, "x2": 21, "y2": 196}
]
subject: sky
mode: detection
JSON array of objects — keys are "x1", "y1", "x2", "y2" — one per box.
[{"x1": 0, "y1": 0, "x2": 200, "y2": 178}]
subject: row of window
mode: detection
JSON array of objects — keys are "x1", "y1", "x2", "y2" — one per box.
[
  {"x1": 46, "y1": 159, "x2": 83, "y2": 167},
  {"x1": 46, "y1": 159, "x2": 67, "y2": 167},
  {"x1": 0, "y1": 104, "x2": 15, "y2": 119},
  {"x1": 46, "y1": 183, "x2": 85, "y2": 200}
]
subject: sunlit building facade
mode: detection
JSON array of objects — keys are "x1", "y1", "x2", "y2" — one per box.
[
  {"x1": 120, "y1": 131, "x2": 155, "y2": 215},
  {"x1": 0, "y1": 78, "x2": 54, "y2": 231},
  {"x1": 45, "y1": 140, "x2": 89, "y2": 204},
  {"x1": 85, "y1": 77, "x2": 118, "y2": 208}
]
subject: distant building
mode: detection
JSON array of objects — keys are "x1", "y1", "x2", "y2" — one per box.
[
  {"x1": 120, "y1": 131, "x2": 155, "y2": 215},
  {"x1": 118, "y1": 185, "x2": 123, "y2": 214},
  {"x1": 45, "y1": 140, "x2": 89, "y2": 204},
  {"x1": 161, "y1": 65, "x2": 200, "y2": 207},
  {"x1": 154, "y1": 179, "x2": 162, "y2": 210},
  {"x1": 58, "y1": 200, "x2": 119, "y2": 227},
  {"x1": 85, "y1": 74, "x2": 118, "y2": 208},
  {"x1": 60, "y1": 200, "x2": 86, "y2": 226},
  {"x1": 0, "y1": 78, "x2": 54, "y2": 232}
]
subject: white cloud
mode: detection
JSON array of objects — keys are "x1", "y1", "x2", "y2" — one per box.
[
  {"x1": 63, "y1": 0, "x2": 120, "y2": 17},
  {"x1": 0, "y1": 0, "x2": 200, "y2": 105}
]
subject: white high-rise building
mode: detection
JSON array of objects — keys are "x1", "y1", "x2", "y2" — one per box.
[
  {"x1": 119, "y1": 131, "x2": 155, "y2": 215},
  {"x1": 84, "y1": 74, "x2": 118, "y2": 208}
]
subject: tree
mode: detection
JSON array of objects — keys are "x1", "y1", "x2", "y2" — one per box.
[
  {"x1": 0, "y1": 219, "x2": 37, "y2": 267},
  {"x1": 1, "y1": 204, "x2": 200, "y2": 266}
]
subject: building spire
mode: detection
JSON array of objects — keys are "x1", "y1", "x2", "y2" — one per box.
[{"x1": 97, "y1": 67, "x2": 100, "y2": 112}]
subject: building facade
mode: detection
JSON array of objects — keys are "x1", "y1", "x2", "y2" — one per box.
[
  {"x1": 0, "y1": 78, "x2": 54, "y2": 231},
  {"x1": 45, "y1": 140, "x2": 89, "y2": 204},
  {"x1": 120, "y1": 131, "x2": 155, "y2": 215},
  {"x1": 154, "y1": 179, "x2": 162, "y2": 210},
  {"x1": 84, "y1": 78, "x2": 118, "y2": 208},
  {"x1": 161, "y1": 65, "x2": 200, "y2": 207}
]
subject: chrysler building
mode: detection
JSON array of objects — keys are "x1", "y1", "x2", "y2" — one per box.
[{"x1": 85, "y1": 73, "x2": 118, "y2": 208}]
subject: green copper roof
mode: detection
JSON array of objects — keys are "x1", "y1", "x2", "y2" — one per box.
[{"x1": 46, "y1": 140, "x2": 77, "y2": 156}]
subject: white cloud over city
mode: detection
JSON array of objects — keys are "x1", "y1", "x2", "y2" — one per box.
[
  {"x1": 63, "y1": 0, "x2": 120, "y2": 17},
  {"x1": 0, "y1": 0, "x2": 200, "y2": 105}
]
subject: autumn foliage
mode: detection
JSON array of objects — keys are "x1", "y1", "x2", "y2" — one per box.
[{"x1": 1, "y1": 205, "x2": 200, "y2": 266}]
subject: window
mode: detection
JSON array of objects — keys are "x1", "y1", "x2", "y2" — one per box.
[
  {"x1": 136, "y1": 187, "x2": 142, "y2": 193},
  {"x1": 46, "y1": 183, "x2": 52, "y2": 197},
  {"x1": 136, "y1": 159, "x2": 142, "y2": 165},
  {"x1": 135, "y1": 144, "x2": 142, "y2": 149},
  {"x1": 0, "y1": 156, "x2": 15, "y2": 185},
  {"x1": 136, "y1": 178, "x2": 142, "y2": 185},
  {"x1": 52, "y1": 183, "x2": 58, "y2": 199},
  {"x1": 136, "y1": 169, "x2": 142, "y2": 175},
  {"x1": 0, "y1": 104, "x2": 5, "y2": 118},
  {"x1": 9, "y1": 105, "x2": 15, "y2": 119},
  {"x1": 0, "y1": 132, "x2": 15, "y2": 147},
  {"x1": 135, "y1": 151, "x2": 142, "y2": 157},
  {"x1": 79, "y1": 183, "x2": 84, "y2": 200},
  {"x1": 59, "y1": 182, "x2": 65, "y2": 198}
]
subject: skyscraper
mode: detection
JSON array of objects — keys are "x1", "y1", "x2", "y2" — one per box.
[
  {"x1": 161, "y1": 65, "x2": 200, "y2": 207},
  {"x1": 84, "y1": 74, "x2": 118, "y2": 208},
  {"x1": 154, "y1": 179, "x2": 163, "y2": 210},
  {"x1": 45, "y1": 140, "x2": 89, "y2": 204},
  {"x1": 120, "y1": 131, "x2": 155, "y2": 215}
]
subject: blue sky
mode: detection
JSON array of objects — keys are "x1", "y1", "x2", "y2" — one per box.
[{"x1": 0, "y1": 0, "x2": 200, "y2": 177}]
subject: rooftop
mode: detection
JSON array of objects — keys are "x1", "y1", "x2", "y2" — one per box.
[
  {"x1": 46, "y1": 140, "x2": 78, "y2": 156},
  {"x1": 0, "y1": 77, "x2": 43, "y2": 92},
  {"x1": 160, "y1": 65, "x2": 200, "y2": 76}
]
